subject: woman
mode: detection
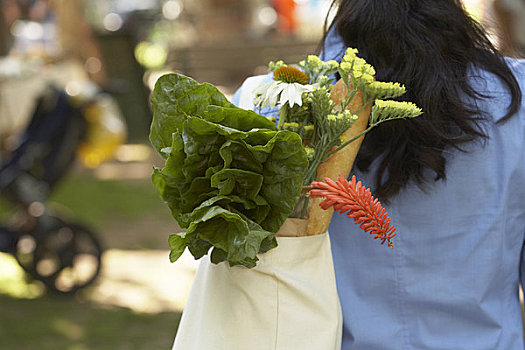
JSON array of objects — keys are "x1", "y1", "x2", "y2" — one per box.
[
  {"x1": 320, "y1": 0, "x2": 525, "y2": 348},
  {"x1": 234, "y1": 0, "x2": 524, "y2": 348}
]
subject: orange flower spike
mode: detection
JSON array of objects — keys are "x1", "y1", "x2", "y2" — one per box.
[{"x1": 309, "y1": 174, "x2": 397, "y2": 248}]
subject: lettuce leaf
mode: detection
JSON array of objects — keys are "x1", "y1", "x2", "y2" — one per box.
[
  {"x1": 150, "y1": 73, "x2": 307, "y2": 268},
  {"x1": 150, "y1": 73, "x2": 276, "y2": 154}
]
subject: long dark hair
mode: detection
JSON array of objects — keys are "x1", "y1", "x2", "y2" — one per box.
[{"x1": 321, "y1": 0, "x2": 522, "y2": 200}]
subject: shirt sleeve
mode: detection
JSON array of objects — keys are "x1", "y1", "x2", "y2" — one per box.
[
  {"x1": 230, "y1": 73, "x2": 279, "y2": 118},
  {"x1": 520, "y1": 230, "x2": 525, "y2": 291},
  {"x1": 231, "y1": 86, "x2": 242, "y2": 107}
]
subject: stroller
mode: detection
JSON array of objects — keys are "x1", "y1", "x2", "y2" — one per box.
[{"x1": 0, "y1": 84, "x2": 122, "y2": 295}]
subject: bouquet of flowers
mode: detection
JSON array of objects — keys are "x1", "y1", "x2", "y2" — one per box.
[
  {"x1": 150, "y1": 48, "x2": 422, "y2": 268},
  {"x1": 151, "y1": 48, "x2": 422, "y2": 350}
]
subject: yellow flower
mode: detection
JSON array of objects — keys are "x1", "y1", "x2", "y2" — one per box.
[
  {"x1": 304, "y1": 146, "x2": 315, "y2": 161},
  {"x1": 364, "y1": 81, "x2": 405, "y2": 100},
  {"x1": 340, "y1": 62, "x2": 352, "y2": 71},
  {"x1": 303, "y1": 125, "x2": 314, "y2": 132},
  {"x1": 371, "y1": 100, "x2": 423, "y2": 122},
  {"x1": 273, "y1": 66, "x2": 309, "y2": 85},
  {"x1": 283, "y1": 122, "x2": 300, "y2": 132}
]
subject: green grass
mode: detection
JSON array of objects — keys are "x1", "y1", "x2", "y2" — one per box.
[
  {"x1": 0, "y1": 174, "x2": 169, "y2": 229},
  {"x1": 0, "y1": 174, "x2": 183, "y2": 349},
  {"x1": 0, "y1": 294, "x2": 181, "y2": 350}
]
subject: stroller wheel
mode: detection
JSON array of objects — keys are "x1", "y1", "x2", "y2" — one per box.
[{"x1": 16, "y1": 220, "x2": 103, "y2": 295}]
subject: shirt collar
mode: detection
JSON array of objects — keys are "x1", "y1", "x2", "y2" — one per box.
[{"x1": 319, "y1": 25, "x2": 347, "y2": 63}]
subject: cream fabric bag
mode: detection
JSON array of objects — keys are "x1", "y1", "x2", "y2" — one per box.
[
  {"x1": 172, "y1": 233, "x2": 342, "y2": 350},
  {"x1": 172, "y1": 75, "x2": 344, "y2": 349}
]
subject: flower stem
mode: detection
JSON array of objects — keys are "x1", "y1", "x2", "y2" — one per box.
[
  {"x1": 277, "y1": 104, "x2": 289, "y2": 129},
  {"x1": 341, "y1": 89, "x2": 357, "y2": 111},
  {"x1": 300, "y1": 196, "x2": 310, "y2": 219}
]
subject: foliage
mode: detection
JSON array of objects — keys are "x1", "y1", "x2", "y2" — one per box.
[
  {"x1": 151, "y1": 48, "x2": 423, "y2": 266},
  {"x1": 0, "y1": 294, "x2": 179, "y2": 350},
  {"x1": 150, "y1": 74, "x2": 308, "y2": 268},
  {"x1": 257, "y1": 48, "x2": 423, "y2": 187}
]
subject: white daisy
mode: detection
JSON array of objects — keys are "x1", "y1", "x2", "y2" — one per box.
[{"x1": 253, "y1": 80, "x2": 314, "y2": 109}]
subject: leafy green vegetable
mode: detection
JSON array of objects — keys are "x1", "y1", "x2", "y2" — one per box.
[
  {"x1": 150, "y1": 73, "x2": 308, "y2": 268},
  {"x1": 149, "y1": 74, "x2": 276, "y2": 154},
  {"x1": 150, "y1": 73, "x2": 234, "y2": 153}
]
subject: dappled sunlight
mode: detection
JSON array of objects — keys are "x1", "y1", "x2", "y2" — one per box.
[
  {"x1": 90, "y1": 249, "x2": 199, "y2": 313},
  {"x1": 114, "y1": 144, "x2": 152, "y2": 163},
  {"x1": 93, "y1": 161, "x2": 154, "y2": 180},
  {"x1": 52, "y1": 318, "x2": 85, "y2": 340},
  {"x1": 91, "y1": 143, "x2": 157, "y2": 180},
  {"x1": 0, "y1": 249, "x2": 199, "y2": 314},
  {"x1": 0, "y1": 292, "x2": 181, "y2": 349},
  {"x1": 0, "y1": 253, "x2": 44, "y2": 298},
  {"x1": 66, "y1": 345, "x2": 90, "y2": 350},
  {"x1": 463, "y1": 0, "x2": 487, "y2": 20}
]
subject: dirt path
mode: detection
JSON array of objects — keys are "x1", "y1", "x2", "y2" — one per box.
[
  {"x1": 90, "y1": 216, "x2": 197, "y2": 313},
  {"x1": 90, "y1": 249, "x2": 199, "y2": 314}
]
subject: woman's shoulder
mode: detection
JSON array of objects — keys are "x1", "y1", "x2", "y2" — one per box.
[
  {"x1": 504, "y1": 56, "x2": 525, "y2": 79},
  {"x1": 231, "y1": 73, "x2": 279, "y2": 117},
  {"x1": 466, "y1": 57, "x2": 525, "y2": 122},
  {"x1": 468, "y1": 57, "x2": 525, "y2": 90}
]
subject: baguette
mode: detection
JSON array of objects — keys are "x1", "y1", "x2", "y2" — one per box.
[{"x1": 305, "y1": 79, "x2": 371, "y2": 235}]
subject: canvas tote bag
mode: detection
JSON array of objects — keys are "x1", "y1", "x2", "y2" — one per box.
[
  {"x1": 172, "y1": 233, "x2": 342, "y2": 350},
  {"x1": 171, "y1": 76, "x2": 343, "y2": 350}
]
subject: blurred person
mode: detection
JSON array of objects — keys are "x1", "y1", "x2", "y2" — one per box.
[
  {"x1": 0, "y1": 0, "x2": 56, "y2": 56},
  {"x1": 271, "y1": 0, "x2": 297, "y2": 34},
  {"x1": 50, "y1": 0, "x2": 107, "y2": 86},
  {"x1": 234, "y1": 0, "x2": 525, "y2": 348},
  {"x1": 28, "y1": 0, "x2": 53, "y2": 22},
  {"x1": 2, "y1": 0, "x2": 53, "y2": 28},
  {"x1": 0, "y1": 0, "x2": 21, "y2": 54}
]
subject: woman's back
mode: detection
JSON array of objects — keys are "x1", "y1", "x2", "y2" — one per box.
[
  {"x1": 329, "y1": 57, "x2": 525, "y2": 349},
  {"x1": 232, "y1": 1, "x2": 525, "y2": 346}
]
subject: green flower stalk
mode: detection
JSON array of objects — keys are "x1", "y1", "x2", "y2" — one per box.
[
  {"x1": 282, "y1": 122, "x2": 300, "y2": 133},
  {"x1": 269, "y1": 60, "x2": 286, "y2": 72},
  {"x1": 364, "y1": 81, "x2": 406, "y2": 100},
  {"x1": 299, "y1": 55, "x2": 339, "y2": 88},
  {"x1": 370, "y1": 100, "x2": 423, "y2": 123},
  {"x1": 304, "y1": 146, "x2": 315, "y2": 162},
  {"x1": 253, "y1": 47, "x2": 424, "y2": 222},
  {"x1": 339, "y1": 48, "x2": 376, "y2": 88}
]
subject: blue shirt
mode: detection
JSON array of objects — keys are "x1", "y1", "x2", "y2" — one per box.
[{"x1": 233, "y1": 28, "x2": 525, "y2": 349}]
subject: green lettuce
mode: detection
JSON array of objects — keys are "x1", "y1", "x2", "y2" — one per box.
[{"x1": 150, "y1": 73, "x2": 308, "y2": 268}]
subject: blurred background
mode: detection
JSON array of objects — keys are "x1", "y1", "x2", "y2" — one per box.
[{"x1": 0, "y1": 0, "x2": 523, "y2": 349}]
